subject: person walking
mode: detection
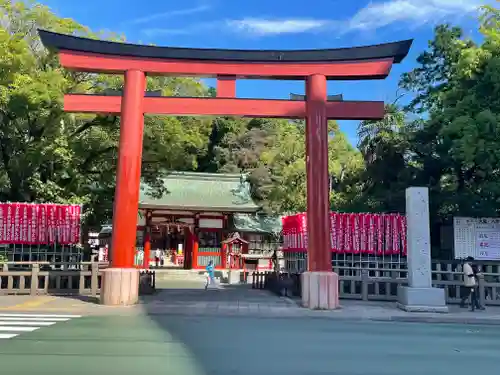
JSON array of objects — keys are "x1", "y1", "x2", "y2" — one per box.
[
  {"x1": 205, "y1": 260, "x2": 216, "y2": 290},
  {"x1": 154, "y1": 249, "x2": 162, "y2": 268},
  {"x1": 460, "y1": 256, "x2": 484, "y2": 311}
]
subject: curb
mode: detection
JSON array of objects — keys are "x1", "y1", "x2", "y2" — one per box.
[
  {"x1": 139, "y1": 307, "x2": 500, "y2": 325},
  {"x1": 7, "y1": 305, "x2": 499, "y2": 325},
  {"x1": 372, "y1": 316, "x2": 500, "y2": 325}
]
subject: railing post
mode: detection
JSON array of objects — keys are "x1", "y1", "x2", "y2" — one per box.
[
  {"x1": 91, "y1": 262, "x2": 99, "y2": 297},
  {"x1": 30, "y1": 263, "x2": 40, "y2": 295},
  {"x1": 478, "y1": 273, "x2": 486, "y2": 307},
  {"x1": 361, "y1": 269, "x2": 369, "y2": 301}
]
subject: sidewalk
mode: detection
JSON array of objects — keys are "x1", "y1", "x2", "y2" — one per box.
[
  {"x1": 310, "y1": 300, "x2": 500, "y2": 325},
  {"x1": 2, "y1": 284, "x2": 500, "y2": 324}
]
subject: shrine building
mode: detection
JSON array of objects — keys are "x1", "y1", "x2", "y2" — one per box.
[{"x1": 99, "y1": 171, "x2": 281, "y2": 270}]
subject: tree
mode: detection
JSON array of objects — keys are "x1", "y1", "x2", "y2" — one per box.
[
  {"x1": 198, "y1": 114, "x2": 363, "y2": 214},
  {"x1": 353, "y1": 104, "x2": 414, "y2": 213},
  {"x1": 399, "y1": 6, "x2": 500, "y2": 220},
  {"x1": 0, "y1": 0, "x2": 213, "y2": 225}
]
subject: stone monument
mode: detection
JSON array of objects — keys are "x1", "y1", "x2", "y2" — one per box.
[{"x1": 397, "y1": 187, "x2": 448, "y2": 313}]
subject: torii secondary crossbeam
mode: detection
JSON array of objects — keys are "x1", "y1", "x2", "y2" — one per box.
[{"x1": 39, "y1": 30, "x2": 412, "y2": 308}]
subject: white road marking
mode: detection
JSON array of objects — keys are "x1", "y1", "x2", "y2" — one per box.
[
  {"x1": 0, "y1": 314, "x2": 82, "y2": 318},
  {"x1": 0, "y1": 317, "x2": 70, "y2": 321},
  {"x1": 0, "y1": 333, "x2": 18, "y2": 339},
  {"x1": 0, "y1": 326, "x2": 40, "y2": 332},
  {"x1": 0, "y1": 321, "x2": 56, "y2": 326},
  {"x1": 0, "y1": 313, "x2": 82, "y2": 340}
]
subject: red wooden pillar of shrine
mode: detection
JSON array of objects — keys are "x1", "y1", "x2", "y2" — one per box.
[
  {"x1": 103, "y1": 70, "x2": 146, "y2": 304},
  {"x1": 192, "y1": 214, "x2": 200, "y2": 269},
  {"x1": 110, "y1": 70, "x2": 146, "y2": 268},
  {"x1": 305, "y1": 74, "x2": 331, "y2": 272},
  {"x1": 143, "y1": 210, "x2": 152, "y2": 268},
  {"x1": 216, "y1": 76, "x2": 236, "y2": 98}
]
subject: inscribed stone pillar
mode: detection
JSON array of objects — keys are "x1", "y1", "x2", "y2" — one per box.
[
  {"x1": 406, "y1": 187, "x2": 432, "y2": 288},
  {"x1": 397, "y1": 187, "x2": 448, "y2": 313}
]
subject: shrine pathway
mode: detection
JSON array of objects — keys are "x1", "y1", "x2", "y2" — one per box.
[{"x1": 1, "y1": 312, "x2": 499, "y2": 375}]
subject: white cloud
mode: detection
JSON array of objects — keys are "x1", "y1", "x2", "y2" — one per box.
[
  {"x1": 142, "y1": 22, "x2": 218, "y2": 37},
  {"x1": 138, "y1": 0, "x2": 492, "y2": 38},
  {"x1": 227, "y1": 18, "x2": 332, "y2": 35},
  {"x1": 129, "y1": 5, "x2": 210, "y2": 25},
  {"x1": 225, "y1": 0, "x2": 488, "y2": 37},
  {"x1": 346, "y1": 0, "x2": 484, "y2": 32}
]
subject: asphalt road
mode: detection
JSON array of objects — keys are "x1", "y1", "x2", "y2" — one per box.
[{"x1": 0, "y1": 312, "x2": 499, "y2": 375}]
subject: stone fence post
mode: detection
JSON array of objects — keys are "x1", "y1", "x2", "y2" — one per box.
[
  {"x1": 478, "y1": 274, "x2": 486, "y2": 307},
  {"x1": 361, "y1": 269, "x2": 369, "y2": 301},
  {"x1": 91, "y1": 262, "x2": 99, "y2": 297},
  {"x1": 30, "y1": 263, "x2": 40, "y2": 295}
]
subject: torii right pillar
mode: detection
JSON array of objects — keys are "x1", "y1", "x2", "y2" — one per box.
[{"x1": 301, "y1": 74, "x2": 340, "y2": 310}]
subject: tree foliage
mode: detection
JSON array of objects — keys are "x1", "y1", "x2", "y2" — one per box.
[
  {"x1": 0, "y1": 0, "x2": 212, "y2": 225},
  {"x1": 2, "y1": 1, "x2": 500, "y2": 234},
  {"x1": 351, "y1": 5, "x2": 500, "y2": 226}
]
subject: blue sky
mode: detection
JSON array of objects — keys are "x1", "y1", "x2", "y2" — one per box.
[{"x1": 41, "y1": 0, "x2": 491, "y2": 146}]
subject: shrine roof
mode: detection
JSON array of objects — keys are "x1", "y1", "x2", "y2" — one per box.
[
  {"x1": 38, "y1": 30, "x2": 412, "y2": 64},
  {"x1": 139, "y1": 172, "x2": 259, "y2": 213}
]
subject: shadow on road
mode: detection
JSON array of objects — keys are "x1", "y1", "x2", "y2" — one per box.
[
  {"x1": 138, "y1": 282, "x2": 500, "y2": 375},
  {"x1": 139, "y1": 281, "x2": 296, "y2": 375}
]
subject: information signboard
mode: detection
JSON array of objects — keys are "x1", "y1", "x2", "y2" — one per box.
[{"x1": 454, "y1": 217, "x2": 500, "y2": 260}]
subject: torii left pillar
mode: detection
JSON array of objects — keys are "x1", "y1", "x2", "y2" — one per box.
[
  {"x1": 301, "y1": 74, "x2": 340, "y2": 310},
  {"x1": 101, "y1": 70, "x2": 145, "y2": 305}
]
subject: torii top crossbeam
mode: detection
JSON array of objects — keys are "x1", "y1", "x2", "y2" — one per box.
[
  {"x1": 39, "y1": 30, "x2": 412, "y2": 120},
  {"x1": 39, "y1": 30, "x2": 411, "y2": 77},
  {"x1": 38, "y1": 30, "x2": 411, "y2": 286}
]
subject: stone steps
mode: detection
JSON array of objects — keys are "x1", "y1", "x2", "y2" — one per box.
[{"x1": 153, "y1": 270, "x2": 207, "y2": 281}]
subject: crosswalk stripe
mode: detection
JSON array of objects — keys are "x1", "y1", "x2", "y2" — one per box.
[
  {"x1": 0, "y1": 314, "x2": 82, "y2": 318},
  {"x1": 0, "y1": 313, "x2": 81, "y2": 340},
  {"x1": 0, "y1": 321, "x2": 56, "y2": 326},
  {"x1": 0, "y1": 326, "x2": 40, "y2": 332},
  {"x1": 0, "y1": 317, "x2": 70, "y2": 321},
  {"x1": 0, "y1": 333, "x2": 18, "y2": 339}
]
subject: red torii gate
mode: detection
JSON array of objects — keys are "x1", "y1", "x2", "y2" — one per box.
[{"x1": 39, "y1": 30, "x2": 411, "y2": 308}]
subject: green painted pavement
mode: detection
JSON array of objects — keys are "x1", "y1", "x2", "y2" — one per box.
[{"x1": 1, "y1": 314, "x2": 500, "y2": 374}]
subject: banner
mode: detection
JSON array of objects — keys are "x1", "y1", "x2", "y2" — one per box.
[
  {"x1": 392, "y1": 214, "x2": 400, "y2": 255},
  {"x1": 337, "y1": 213, "x2": 345, "y2": 253},
  {"x1": 384, "y1": 214, "x2": 391, "y2": 255},
  {"x1": 399, "y1": 215, "x2": 407, "y2": 256},
  {"x1": 0, "y1": 203, "x2": 82, "y2": 245},
  {"x1": 352, "y1": 214, "x2": 360, "y2": 254},
  {"x1": 359, "y1": 214, "x2": 367, "y2": 254},
  {"x1": 281, "y1": 212, "x2": 408, "y2": 255},
  {"x1": 367, "y1": 214, "x2": 375, "y2": 254}
]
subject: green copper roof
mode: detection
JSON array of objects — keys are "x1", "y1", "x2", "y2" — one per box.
[
  {"x1": 231, "y1": 213, "x2": 282, "y2": 234},
  {"x1": 139, "y1": 172, "x2": 260, "y2": 212}
]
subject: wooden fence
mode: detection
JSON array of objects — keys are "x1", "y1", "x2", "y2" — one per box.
[
  {"x1": 252, "y1": 265, "x2": 500, "y2": 307},
  {"x1": 0, "y1": 262, "x2": 155, "y2": 296},
  {"x1": 3, "y1": 261, "x2": 499, "y2": 307}
]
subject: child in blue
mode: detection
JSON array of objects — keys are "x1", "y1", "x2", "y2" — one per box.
[{"x1": 205, "y1": 260, "x2": 215, "y2": 290}]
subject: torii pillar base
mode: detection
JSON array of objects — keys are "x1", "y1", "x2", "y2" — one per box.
[
  {"x1": 301, "y1": 272, "x2": 340, "y2": 310},
  {"x1": 100, "y1": 268, "x2": 140, "y2": 306}
]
